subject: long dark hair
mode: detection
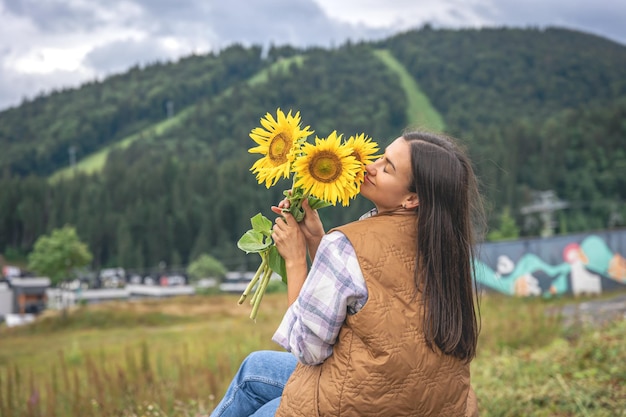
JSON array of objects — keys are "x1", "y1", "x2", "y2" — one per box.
[{"x1": 403, "y1": 131, "x2": 484, "y2": 362}]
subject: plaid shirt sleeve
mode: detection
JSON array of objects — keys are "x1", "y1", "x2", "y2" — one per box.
[{"x1": 271, "y1": 231, "x2": 368, "y2": 365}]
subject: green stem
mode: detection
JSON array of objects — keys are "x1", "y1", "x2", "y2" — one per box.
[
  {"x1": 238, "y1": 255, "x2": 267, "y2": 305},
  {"x1": 249, "y1": 251, "x2": 269, "y2": 306},
  {"x1": 250, "y1": 261, "x2": 273, "y2": 320},
  {"x1": 287, "y1": 183, "x2": 309, "y2": 223},
  {"x1": 249, "y1": 267, "x2": 262, "y2": 306}
]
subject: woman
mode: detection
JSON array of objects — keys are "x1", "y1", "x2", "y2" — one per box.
[{"x1": 210, "y1": 131, "x2": 484, "y2": 417}]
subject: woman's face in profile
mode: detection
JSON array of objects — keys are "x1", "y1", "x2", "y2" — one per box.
[{"x1": 360, "y1": 137, "x2": 416, "y2": 213}]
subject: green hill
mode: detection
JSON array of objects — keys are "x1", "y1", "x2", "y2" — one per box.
[
  {"x1": 0, "y1": 44, "x2": 267, "y2": 178},
  {"x1": 0, "y1": 27, "x2": 625, "y2": 270},
  {"x1": 48, "y1": 55, "x2": 306, "y2": 183}
]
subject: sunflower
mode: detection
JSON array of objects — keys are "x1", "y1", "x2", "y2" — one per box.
[
  {"x1": 293, "y1": 131, "x2": 362, "y2": 206},
  {"x1": 344, "y1": 133, "x2": 380, "y2": 185},
  {"x1": 249, "y1": 109, "x2": 313, "y2": 188}
]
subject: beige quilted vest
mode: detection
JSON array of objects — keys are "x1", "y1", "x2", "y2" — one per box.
[{"x1": 275, "y1": 213, "x2": 478, "y2": 417}]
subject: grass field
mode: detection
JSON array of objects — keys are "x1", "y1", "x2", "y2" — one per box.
[
  {"x1": 1, "y1": 291, "x2": 625, "y2": 416},
  {"x1": 373, "y1": 49, "x2": 446, "y2": 133}
]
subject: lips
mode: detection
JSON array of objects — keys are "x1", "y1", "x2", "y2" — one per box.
[{"x1": 364, "y1": 174, "x2": 374, "y2": 185}]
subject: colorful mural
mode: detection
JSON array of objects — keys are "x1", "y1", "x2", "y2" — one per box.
[{"x1": 475, "y1": 229, "x2": 626, "y2": 297}]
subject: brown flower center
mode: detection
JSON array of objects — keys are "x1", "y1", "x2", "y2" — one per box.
[
  {"x1": 351, "y1": 150, "x2": 362, "y2": 163},
  {"x1": 309, "y1": 151, "x2": 342, "y2": 183},
  {"x1": 269, "y1": 133, "x2": 290, "y2": 165}
]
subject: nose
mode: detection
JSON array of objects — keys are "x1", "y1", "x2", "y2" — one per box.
[{"x1": 365, "y1": 163, "x2": 376, "y2": 176}]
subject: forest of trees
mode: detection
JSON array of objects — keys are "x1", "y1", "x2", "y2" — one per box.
[{"x1": 1, "y1": 27, "x2": 625, "y2": 273}]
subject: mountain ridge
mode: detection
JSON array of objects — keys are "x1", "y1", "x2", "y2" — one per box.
[{"x1": 0, "y1": 26, "x2": 624, "y2": 269}]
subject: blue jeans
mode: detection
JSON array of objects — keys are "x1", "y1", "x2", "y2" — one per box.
[{"x1": 210, "y1": 350, "x2": 297, "y2": 417}]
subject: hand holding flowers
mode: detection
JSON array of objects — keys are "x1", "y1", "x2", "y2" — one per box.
[
  {"x1": 272, "y1": 196, "x2": 325, "y2": 261},
  {"x1": 237, "y1": 109, "x2": 379, "y2": 319}
]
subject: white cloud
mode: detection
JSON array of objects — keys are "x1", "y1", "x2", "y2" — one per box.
[
  {"x1": 0, "y1": 0, "x2": 624, "y2": 111},
  {"x1": 312, "y1": 0, "x2": 496, "y2": 29},
  {"x1": 9, "y1": 47, "x2": 91, "y2": 73}
]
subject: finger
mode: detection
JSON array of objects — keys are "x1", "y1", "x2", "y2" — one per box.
[
  {"x1": 302, "y1": 197, "x2": 312, "y2": 212},
  {"x1": 302, "y1": 198, "x2": 319, "y2": 218},
  {"x1": 272, "y1": 222, "x2": 284, "y2": 238},
  {"x1": 271, "y1": 206, "x2": 282, "y2": 215},
  {"x1": 281, "y1": 211, "x2": 297, "y2": 226}
]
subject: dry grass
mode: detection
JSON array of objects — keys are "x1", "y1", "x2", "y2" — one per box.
[{"x1": 1, "y1": 291, "x2": 625, "y2": 416}]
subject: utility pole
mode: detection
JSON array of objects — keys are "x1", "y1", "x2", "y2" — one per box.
[{"x1": 520, "y1": 190, "x2": 568, "y2": 238}]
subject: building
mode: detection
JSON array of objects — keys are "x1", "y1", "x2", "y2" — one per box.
[
  {"x1": 0, "y1": 281, "x2": 12, "y2": 318},
  {"x1": 9, "y1": 277, "x2": 51, "y2": 314}
]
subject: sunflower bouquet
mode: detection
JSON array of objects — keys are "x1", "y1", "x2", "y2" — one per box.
[{"x1": 237, "y1": 108, "x2": 379, "y2": 319}]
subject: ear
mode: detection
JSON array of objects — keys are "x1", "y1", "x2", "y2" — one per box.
[{"x1": 404, "y1": 193, "x2": 419, "y2": 210}]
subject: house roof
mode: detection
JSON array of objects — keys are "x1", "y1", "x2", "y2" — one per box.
[{"x1": 9, "y1": 277, "x2": 51, "y2": 288}]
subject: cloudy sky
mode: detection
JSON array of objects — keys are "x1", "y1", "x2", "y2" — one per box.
[{"x1": 1, "y1": 0, "x2": 625, "y2": 111}]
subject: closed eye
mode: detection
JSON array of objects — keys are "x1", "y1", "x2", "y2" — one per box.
[{"x1": 378, "y1": 153, "x2": 396, "y2": 174}]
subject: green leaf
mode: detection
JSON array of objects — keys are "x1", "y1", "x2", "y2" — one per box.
[
  {"x1": 250, "y1": 213, "x2": 273, "y2": 236},
  {"x1": 284, "y1": 187, "x2": 305, "y2": 201},
  {"x1": 290, "y1": 206, "x2": 305, "y2": 222},
  {"x1": 237, "y1": 230, "x2": 271, "y2": 253},
  {"x1": 308, "y1": 195, "x2": 332, "y2": 210},
  {"x1": 268, "y1": 245, "x2": 287, "y2": 284}
]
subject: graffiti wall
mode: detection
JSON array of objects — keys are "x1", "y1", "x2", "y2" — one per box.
[{"x1": 475, "y1": 228, "x2": 626, "y2": 297}]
